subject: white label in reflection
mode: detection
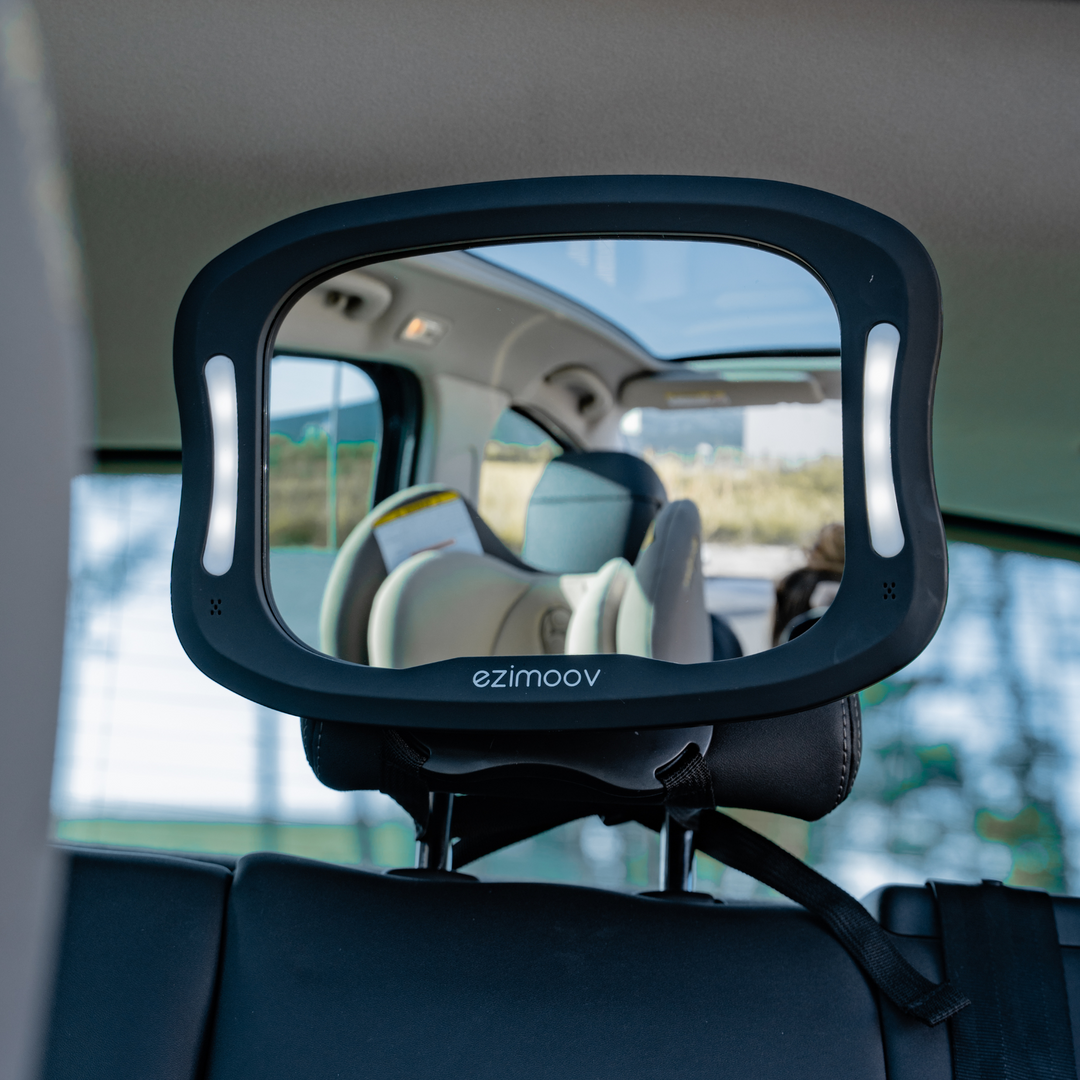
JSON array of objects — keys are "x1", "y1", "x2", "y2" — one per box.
[{"x1": 373, "y1": 492, "x2": 483, "y2": 572}]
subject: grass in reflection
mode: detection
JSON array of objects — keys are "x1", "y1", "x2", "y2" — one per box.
[
  {"x1": 649, "y1": 451, "x2": 843, "y2": 547},
  {"x1": 478, "y1": 447, "x2": 843, "y2": 553},
  {"x1": 268, "y1": 434, "x2": 377, "y2": 548}
]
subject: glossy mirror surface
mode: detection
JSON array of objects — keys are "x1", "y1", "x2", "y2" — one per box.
[{"x1": 268, "y1": 239, "x2": 843, "y2": 666}]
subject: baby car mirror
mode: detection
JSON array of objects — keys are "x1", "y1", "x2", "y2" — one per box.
[{"x1": 172, "y1": 175, "x2": 946, "y2": 732}]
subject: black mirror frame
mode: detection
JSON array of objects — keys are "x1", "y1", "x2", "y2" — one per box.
[{"x1": 172, "y1": 174, "x2": 945, "y2": 731}]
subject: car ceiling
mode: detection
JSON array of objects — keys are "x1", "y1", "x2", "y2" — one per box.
[{"x1": 36, "y1": 0, "x2": 1080, "y2": 536}]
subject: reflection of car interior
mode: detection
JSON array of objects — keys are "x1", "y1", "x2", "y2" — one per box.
[
  {"x1": 320, "y1": 483, "x2": 713, "y2": 666},
  {"x1": 773, "y1": 522, "x2": 845, "y2": 645},
  {"x1": 275, "y1": 250, "x2": 838, "y2": 663}
]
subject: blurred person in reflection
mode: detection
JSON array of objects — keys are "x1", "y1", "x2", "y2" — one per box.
[{"x1": 772, "y1": 523, "x2": 844, "y2": 646}]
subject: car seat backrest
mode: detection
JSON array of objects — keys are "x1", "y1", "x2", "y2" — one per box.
[
  {"x1": 202, "y1": 853, "x2": 891, "y2": 1080},
  {"x1": 42, "y1": 847, "x2": 231, "y2": 1080},
  {"x1": 522, "y1": 451, "x2": 667, "y2": 572},
  {"x1": 319, "y1": 485, "x2": 529, "y2": 664}
]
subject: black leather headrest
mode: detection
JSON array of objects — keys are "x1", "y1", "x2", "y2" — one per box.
[
  {"x1": 521, "y1": 451, "x2": 668, "y2": 572},
  {"x1": 300, "y1": 695, "x2": 861, "y2": 824}
]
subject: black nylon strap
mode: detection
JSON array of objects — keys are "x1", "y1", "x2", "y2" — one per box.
[
  {"x1": 656, "y1": 746, "x2": 715, "y2": 808},
  {"x1": 446, "y1": 798, "x2": 969, "y2": 1026},
  {"x1": 451, "y1": 798, "x2": 605, "y2": 869},
  {"x1": 680, "y1": 808, "x2": 970, "y2": 1026},
  {"x1": 932, "y1": 881, "x2": 1077, "y2": 1080}
]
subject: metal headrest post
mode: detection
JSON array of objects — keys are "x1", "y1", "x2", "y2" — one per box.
[
  {"x1": 417, "y1": 791, "x2": 454, "y2": 871},
  {"x1": 659, "y1": 811, "x2": 696, "y2": 894}
]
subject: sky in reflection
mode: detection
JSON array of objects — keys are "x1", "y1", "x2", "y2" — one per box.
[{"x1": 470, "y1": 240, "x2": 840, "y2": 359}]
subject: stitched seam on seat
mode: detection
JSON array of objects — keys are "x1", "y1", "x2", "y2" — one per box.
[
  {"x1": 316, "y1": 720, "x2": 324, "y2": 777},
  {"x1": 834, "y1": 698, "x2": 849, "y2": 808}
]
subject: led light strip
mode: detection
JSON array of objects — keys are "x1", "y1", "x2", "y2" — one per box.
[
  {"x1": 202, "y1": 355, "x2": 238, "y2": 576},
  {"x1": 862, "y1": 324, "x2": 905, "y2": 558}
]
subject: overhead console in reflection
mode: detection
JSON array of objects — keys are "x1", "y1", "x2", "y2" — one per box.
[{"x1": 619, "y1": 364, "x2": 834, "y2": 410}]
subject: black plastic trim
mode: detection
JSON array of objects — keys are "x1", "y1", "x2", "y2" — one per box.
[
  {"x1": 943, "y1": 511, "x2": 1080, "y2": 564},
  {"x1": 671, "y1": 347, "x2": 842, "y2": 363}
]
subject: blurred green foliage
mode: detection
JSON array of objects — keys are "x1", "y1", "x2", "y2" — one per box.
[{"x1": 268, "y1": 433, "x2": 377, "y2": 547}]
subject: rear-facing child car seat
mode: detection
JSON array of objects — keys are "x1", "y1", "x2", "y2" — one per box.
[
  {"x1": 319, "y1": 484, "x2": 714, "y2": 667},
  {"x1": 521, "y1": 450, "x2": 741, "y2": 660}
]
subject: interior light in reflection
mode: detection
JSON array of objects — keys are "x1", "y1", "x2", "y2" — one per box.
[
  {"x1": 862, "y1": 323, "x2": 905, "y2": 558},
  {"x1": 398, "y1": 313, "x2": 448, "y2": 346},
  {"x1": 202, "y1": 355, "x2": 238, "y2": 576}
]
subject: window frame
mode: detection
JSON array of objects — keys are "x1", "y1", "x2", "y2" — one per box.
[{"x1": 261, "y1": 351, "x2": 422, "y2": 645}]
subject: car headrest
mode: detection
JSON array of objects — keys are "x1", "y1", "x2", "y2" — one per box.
[
  {"x1": 318, "y1": 485, "x2": 528, "y2": 664},
  {"x1": 521, "y1": 451, "x2": 667, "y2": 572},
  {"x1": 301, "y1": 694, "x2": 862, "y2": 823}
]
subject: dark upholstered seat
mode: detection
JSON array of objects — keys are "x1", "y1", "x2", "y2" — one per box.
[
  {"x1": 41, "y1": 848, "x2": 231, "y2": 1080},
  {"x1": 205, "y1": 852, "x2": 888, "y2": 1080},
  {"x1": 869, "y1": 884, "x2": 1080, "y2": 1080},
  {"x1": 41, "y1": 847, "x2": 1080, "y2": 1080}
]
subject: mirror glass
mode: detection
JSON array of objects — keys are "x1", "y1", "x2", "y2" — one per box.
[{"x1": 268, "y1": 239, "x2": 843, "y2": 667}]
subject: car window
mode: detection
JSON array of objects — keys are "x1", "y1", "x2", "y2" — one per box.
[
  {"x1": 269, "y1": 356, "x2": 383, "y2": 548},
  {"x1": 813, "y1": 541, "x2": 1080, "y2": 897},
  {"x1": 267, "y1": 356, "x2": 383, "y2": 650},
  {"x1": 622, "y1": 396, "x2": 843, "y2": 653},
  {"x1": 50, "y1": 472, "x2": 1080, "y2": 897},
  {"x1": 477, "y1": 409, "x2": 563, "y2": 553},
  {"x1": 53, "y1": 472, "x2": 417, "y2": 865}
]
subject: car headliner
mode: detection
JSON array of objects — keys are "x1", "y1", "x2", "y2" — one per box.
[{"x1": 36, "y1": 0, "x2": 1080, "y2": 537}]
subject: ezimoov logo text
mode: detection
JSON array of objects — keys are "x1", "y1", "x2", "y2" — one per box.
[{"x1": 472, "y1": 667, "x2": 600, "y2": 689}]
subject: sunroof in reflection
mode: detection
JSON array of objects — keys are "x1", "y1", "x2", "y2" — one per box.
[{"x1": 469, "y1": 240, "x2": 840, "y2": 359}]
